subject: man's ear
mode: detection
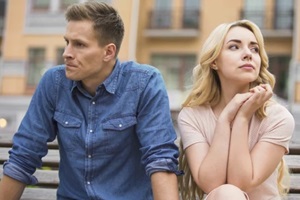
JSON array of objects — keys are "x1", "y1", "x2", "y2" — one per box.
[{"x1": 104, "y1": 43, "x2": 116, "y2": 61}]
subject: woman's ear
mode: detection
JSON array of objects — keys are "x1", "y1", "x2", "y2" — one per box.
[{"x1": 211, "y1": 61, "x2": 218, "y2": 70}]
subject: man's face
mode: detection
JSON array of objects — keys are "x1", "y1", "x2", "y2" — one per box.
[{"x1": 63, "y1": 20, "x2": 110, "y2": 89}]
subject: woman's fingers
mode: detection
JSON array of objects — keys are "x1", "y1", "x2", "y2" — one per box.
[{"x1": 248, "y1": 84, "x2": 273, "y2": 102}]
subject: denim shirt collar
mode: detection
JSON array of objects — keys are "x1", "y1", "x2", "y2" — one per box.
[{"x1": 70, "y1": 59, "x2": 121, "y2": 95}]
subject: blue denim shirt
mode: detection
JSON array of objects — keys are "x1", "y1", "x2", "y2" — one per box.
[{"x1": 4, "y1": 60, "x2": 181, "y2": 200}]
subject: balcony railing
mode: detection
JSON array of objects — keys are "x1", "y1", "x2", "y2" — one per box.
[
  {"x1": 149, "y1": 10, "x2": 172, "y2": 29},
  {"x1": 0, "y1": 17, "x2": 4, "y2": 36},
  {"x1": 0, "y1": 0, "x2": 5, "y2": 36},
  {"x1": 147, "y1": 9, "x2": 200, "y2": 29},
  {"x1": 274, "y1": 9, "x2": 294, "y2": 30},
  {"x1": 241, "y1": 9, "x2": 293, "y2": 30},
  {"x1": 182, "y1": 10, "x2": 200, "y2": 29}
]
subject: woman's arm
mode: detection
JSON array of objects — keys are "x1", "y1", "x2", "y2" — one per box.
[
  {"x1": 193, "y1": 119, "x2": 231, "y2": 193},
  {"x1": 227, "y1": 84, "x2": 282, "y2": 191}
]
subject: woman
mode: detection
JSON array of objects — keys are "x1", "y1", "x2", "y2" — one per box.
[{"x1": 177, "y1": 19, "x2": 295, "y2": 200}]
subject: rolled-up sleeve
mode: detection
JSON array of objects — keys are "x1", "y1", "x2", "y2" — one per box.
[
  {"x1": 135, "y1": 66, "x2": 182, "y2": 176},
  {"x1": 3, "y1": 69, "x2": 57, "y2": 185}
]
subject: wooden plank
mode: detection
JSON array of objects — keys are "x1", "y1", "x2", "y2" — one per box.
[
  {"x1": 289, "y1": 142, "x2": 300, "y2": 155},
  {"x1": 21, "y1": 188, "x2": 57, "y2": 200},
  {"x1": 0, "y1": 148, "x2": 59, "y2": 167},
  {"x1": 290, "y1": 174, "x2": 300, "y2": 193},
  {"x1": 285, "y1": 155, "x2": 300, "y2": 173},
  {"x1": 284, "y1": 194, "x2": 300, "y2": 200}
]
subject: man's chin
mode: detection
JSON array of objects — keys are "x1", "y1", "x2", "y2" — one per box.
[{"x1": 65, "y1": 73, "x2": 80, "y2": 81}]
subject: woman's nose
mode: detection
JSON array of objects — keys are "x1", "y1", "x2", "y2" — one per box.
[{"x1": 242, "y1": 49, "x2": 252, "y2": 61}]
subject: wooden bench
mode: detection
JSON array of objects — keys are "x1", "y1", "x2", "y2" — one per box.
[
  {"x1": 0, "y1": 132, "x2": 59, "y2": 200},
  {"x1": 284, "y1": 141, "x2": 300, "y2": 200},
  {"x1": 1, "y1": 133, "x2": 300, "y2": 199}
]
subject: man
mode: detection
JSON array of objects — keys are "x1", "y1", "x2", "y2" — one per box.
[{"x1": 0, "y1": 1, "x2": 181, "y2": 199}]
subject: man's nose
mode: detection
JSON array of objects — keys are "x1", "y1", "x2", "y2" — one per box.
[{"x1": 63, "y1": 45, "x2": 73, "y2": 59}]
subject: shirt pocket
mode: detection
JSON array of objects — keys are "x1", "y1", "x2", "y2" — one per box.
[
  {"x1": 54, "y1": 111, "x2": 82, "y2": 152},
  {"x1": 103, "y1": 116, "x2": 137, "y2": 131},
  {"x1": 101, "y1": 116, "x2": 137, "y2": 154}
]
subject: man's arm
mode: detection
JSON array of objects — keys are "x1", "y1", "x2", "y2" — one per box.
[
  {"x1": 0, "y1": 175, "x2": 26, "y2": 200},
  {"x1": 151, "y1": 172, "x2": 179, "y2": 200}
]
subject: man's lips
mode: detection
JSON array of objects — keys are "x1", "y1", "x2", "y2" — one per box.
[{"x1": 65, "y1": 63, "x2": 77, "y2": 68}]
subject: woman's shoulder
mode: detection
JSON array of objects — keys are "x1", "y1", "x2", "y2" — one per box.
[
  {"x1": 266, "y1": 101, "x2": 293, "y2": 118},
  {"x1": 178, "y1": 104, "x2": 213, "y2": 122},
  {"x1": 180, "y1": 104, "x2": 211, "y2": 115},
  {"x1": 263, "y1": 101, "x2": 295, "y2": 130}
]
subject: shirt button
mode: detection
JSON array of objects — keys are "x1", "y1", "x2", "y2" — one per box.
[
  {"x1": 118, "y1": 124, "x2": 122, "y2": 128},
  {"x1": 87, "y1": 181, "x2": 90, "y2": 185},
  {"x1": 90, "y1": 129, "x2": 93, "y2": 133},
  {"x1": 88, "y1": 155, "x2": 91, "y2": 158},
  {"x1": 92, "y1": 101, "x2": 95, "y2": 104},
  {"x1": 65, "y1": 121, "x2": 69, "y2": 125}
]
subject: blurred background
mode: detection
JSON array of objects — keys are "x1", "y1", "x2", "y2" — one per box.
[{"x1": 0, "y1": 0, "x2": 299, "y2": 140}]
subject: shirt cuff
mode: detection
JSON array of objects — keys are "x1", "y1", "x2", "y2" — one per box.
[
  {"x1": 3, "y1": 161, "x2": 38, "y2": 185},
  {"x1": 145, "y1": 158, "x2": 184, "y2": 177}
]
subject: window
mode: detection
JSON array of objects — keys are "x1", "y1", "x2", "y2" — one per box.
[
  {"x1": 151, "y1": 54, "x2": 196, "y2": 91},
  {"x1": 269, "y1": 55, "x2": 291, "y2": 99},
  {"x1": 56, "y1": 47, "x2": 65, "y2": 65},
  {"x1": 243, "y1": 0, "x2": 265, "y2": 28},
  {"x1": 182, "y1": 0, "x2": 200, "y2": 28},
  {"x1": 60, "y1": 0, "x2": 78, "y2": 10},
  {"x1": 27, "y1": 48, "x2": 46, "y2": 86},
  {"x1": 151, "y1": 0, "x2": 172, "y2": 28},
  {"x1": 31, "y1": 0, "x2": 50, "y2": 11},
  {"x1": 274, "y1": 0, "x2": 293, "y2": 29}
]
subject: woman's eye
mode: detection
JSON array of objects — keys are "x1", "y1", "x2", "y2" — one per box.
[
  {"x1": 251, "y1": 47, "x2": 259, "y2": 53},
  {"x1": 229, "y1": 45, "x2": 238, "y2": 50}
]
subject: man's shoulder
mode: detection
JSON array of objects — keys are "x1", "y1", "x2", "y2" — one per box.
[
  {"x1": 121, "y1": 61, "x2": 160, "y2": 75},
  {"x1": 45, "y1": 65, "x2": 66, "y2": 75}
]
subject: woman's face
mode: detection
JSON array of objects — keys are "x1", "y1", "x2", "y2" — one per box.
[{"x1": 213, "y1": 26, "x2": 261, "y2": 87}]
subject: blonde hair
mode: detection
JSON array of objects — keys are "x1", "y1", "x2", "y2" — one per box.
[{"x1": 179, "y1": 19, "x2": 290, "y2": 199}]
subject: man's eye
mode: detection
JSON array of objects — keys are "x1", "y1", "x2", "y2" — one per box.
[{"x1": 75, "y1": 43, "x2": 85, "y2": 47}]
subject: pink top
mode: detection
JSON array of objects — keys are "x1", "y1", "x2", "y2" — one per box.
[{"x1": 178, "y1": 102, "x2": 295, "y2": 199}]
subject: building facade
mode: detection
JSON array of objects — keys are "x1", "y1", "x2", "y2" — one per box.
[{"x1": 0, "y1": 0, "x2": 299, "y2": 131}]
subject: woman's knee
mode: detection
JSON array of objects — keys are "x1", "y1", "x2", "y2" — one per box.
[{"x1": 206, "y1": 184, "x2": 248, "y2": 200}]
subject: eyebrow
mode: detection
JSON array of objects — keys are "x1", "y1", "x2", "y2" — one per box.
[{"x1": 226, "y1": 39, "x2": 258, "y2": 45}]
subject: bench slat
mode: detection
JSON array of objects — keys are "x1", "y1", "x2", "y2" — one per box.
[
  {"x1": 284, "y1": 194, "x2": 300, "y2": 200},
  {"x1": 21, "y1": 188, "x2": 57, "y2": 200},
  {"x1": 289, "y1": 142, "x2": 300, "y2": 155},
  {"x1": 290, "y1": 174, "x2": 300, "y2": 193},
  {"x1": 285, "y1": 155, "x2": 300, "y2": 172}
]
